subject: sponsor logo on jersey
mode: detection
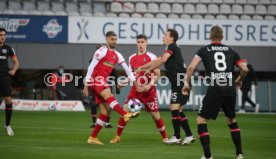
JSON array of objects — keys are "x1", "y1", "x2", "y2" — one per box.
[
  {"x1": 2, "y1": 49, "x2": 7, "y2": 54},
  {"x1": 211, "y1": 72, "x2": 233, "y2": 79},
  {"x1": 0, "y1": 18, "x2": 30, "y2": 32},
  {"x1": 0, "y1": 56, "x2": 7, "y2": 59},
  {"x1": 43, "y1": 19, "x2": 63, "y2": 38}
]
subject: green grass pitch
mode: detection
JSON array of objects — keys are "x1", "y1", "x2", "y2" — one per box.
[{"x1": 0, "y1": 110, "x2": 275, "y2": 159}]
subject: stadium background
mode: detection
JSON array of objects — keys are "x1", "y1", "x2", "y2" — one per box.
[
  {"x1": 0, "y1": 1, "x2": 276, "y2": 159},
  {"x1": 1, "y1": 0, "x2": 275, "y2": 112}
]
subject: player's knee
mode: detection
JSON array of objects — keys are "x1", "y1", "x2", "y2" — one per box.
[
  {"x1": 4, "y1": 97, "x2": 12, "y2": 104},
  {"x1": 197, "y1": 116, "x2": 207, "y2": 124},
  {"x1": 227, "y1": 118, "x2": 236, "y2": 124}
]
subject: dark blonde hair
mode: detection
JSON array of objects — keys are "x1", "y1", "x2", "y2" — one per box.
[{"x1": 210, "y1": 25, "x2": 223, "y2": 40}]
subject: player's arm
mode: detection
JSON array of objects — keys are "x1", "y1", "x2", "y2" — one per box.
[
  {"x1": 139, "y1": 53, "x2": 171, "y2": 75},
  {"x1": 9, "y1": 56, "x2": 19, "y2": 76},
  {"x1": 182, "y1": 55, "x2": 202, "y2": 95},
  {"x1": 235, "y1": 61, "x2": 249, "y2": 87},
  {"x1": 117, "y1": 53, "x2": 136, "y2": 83}
]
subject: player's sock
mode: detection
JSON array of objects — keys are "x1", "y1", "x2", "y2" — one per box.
[
  {"x1": 106, "y1": 96, "x2": 127, "y2": 116},
  {"x1": 198, "y1": 124, "x2": 211, "y2": 158},
  {"x1": 155, "y1": 118, "x2": 167, "y2": 139},
  {"x1": 179, "y1": 111, "x2": 193, "y2": 137},
  {"x1": 116, "y1": 117, "x2": 126, "y2": 136},
  {"x1": 91, "y1": 106, "x2": 97, "y2": 124},
  {"x1": 171, "y1": 110, "x2": 181, "y2": 139},
  {"x1": 229, "y1": 122, "x2": 243, "y2": 155},
  {"x1": 5, "y1": 103, "x2": 13, "y2": 126},
  {"x1": 91, "y1": 114, "x2": 108, "y2": 138},
  {"x1": 107, "y1": 116, "x2": 110, "y2": 123}
]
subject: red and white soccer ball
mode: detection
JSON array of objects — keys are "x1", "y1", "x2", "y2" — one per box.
[{"x1": 127, "y1": 98, "x2": 142, "y2": 113}]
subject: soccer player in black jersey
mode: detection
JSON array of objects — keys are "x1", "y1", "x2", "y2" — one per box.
[
  {"x1": 138, "y1": 29, "x2": 195, "y2": 145},
  {"x1": 0, "y1": 28, "x2": 19, "y2": 136},
  {"x1": 182, "y1": 26, "x2": 248, "y2": 159}
]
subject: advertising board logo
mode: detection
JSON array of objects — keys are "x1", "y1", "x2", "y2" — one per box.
[
  {"x1": 77, "y1": 18, "x2": 89, "y2": 41},
  {"x1": 0, "y1": 18, "x2": 30, "y2": 32},
  {"x1": 43, "y1": 19, "x2": 63, "y2": 38}
]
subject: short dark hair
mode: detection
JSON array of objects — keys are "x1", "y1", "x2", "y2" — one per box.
[
  {"x1": 105, "y1": 31, "x2": 117, "y2": 37},
  {"x1": 210, "y1": 25, "x2": 223, "y2": 40},
  {"x1": 167, "y1": 29, "x2": 178, "y2": 43},
  {"x1": 0, "y1": 28, "x2": 7, "y2": 33},
  {"x1": 136, "y1": 34, "x2": 148, "y2": 41}
]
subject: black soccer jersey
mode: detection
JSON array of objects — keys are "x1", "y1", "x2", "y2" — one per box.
[
  {"x1": 196, "y1": 42, "x2": 243, "y2": 97},
  {"x1": 164, "y1": 43, "x2": 186, "y2": 84},
  {"x1": 0, "y1": 43, "x2": 16, "y2": 76}
]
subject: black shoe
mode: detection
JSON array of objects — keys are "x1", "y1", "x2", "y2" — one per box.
[
  {"x1": 90, "y1": 123, "x2": 96, "y2": 128},
  {"x1": 105, "y1": 123, "x2": 113, "y2": 128}
]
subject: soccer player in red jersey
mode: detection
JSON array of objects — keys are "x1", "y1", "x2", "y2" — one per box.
[
  {"x1": 110, "y1": 34, "x2": 167, "y2": 144},
  {"x1": 83, "y1": 31, "x2": 139, "y2": 145}
]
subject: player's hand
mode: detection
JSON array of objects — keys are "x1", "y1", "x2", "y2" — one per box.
[
  {"x1": 135, "y1": 67, "x2": 141, "y2": 74},
  {"x1": 142, "y1": 84, "x2": 151, "y2": 92},
  {"x1": 235, "y1": 80, "x2": 242, "y2": 88},
  {"x1": 9, "y1": 69, "x2": 16, "y2": 76},
  {"x1": 182, "y1": 85, "x2": 190, "y2": 96},
  {"x1": 82, "y1": 86, "x2": 89, "y2": 96},
  {"x1": 143, "y1": 69, "x2": 151, "y2": 76}
]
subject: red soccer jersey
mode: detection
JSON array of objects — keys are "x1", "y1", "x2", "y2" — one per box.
[
  {"x1": 129, "y1": 51, "x2": 157, "y2": 88},
  {"x1": 85, "y1": 45, "x2": 125, "y2": 81}
]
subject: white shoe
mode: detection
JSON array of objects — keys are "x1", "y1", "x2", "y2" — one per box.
[
  {"x1": 255, "y1": 104, "x2": 260, "y2": 113},
  {"x1": 237, "y1": 109, "x2": 246, "y2": 113},
  {"x1": 200, "y1": 155, "x2": 213, "y2": 159},
  {"x1": 181, "y1": 136, "x2": 195, "y2": 145},
  {"x1": 237, "y1": 154, "x2": 243, "y2": 159},
  {"x1": 164, "y1": 136, "x2": 181, "y2": 144},
  {"x1": 5, "y1": 125, "x2": 14, "y2": 136}
]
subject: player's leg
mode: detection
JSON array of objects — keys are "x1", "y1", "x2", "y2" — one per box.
[
  {"x1": 197, "y1": 97, "x2": 222, "y2": 159},
  {"x1": 179, "y1": 106, "x2": 195, "y2": 145},
  {"x1": 240, "y1": 89, "x2": 247, "y2": 112},
  {"x1": 222, "y1": 96, "x2": 243, "y2": 158},
  {"x1": 164, "y1": 103, "x2": 181, "y2": 144},
  {"x1": 110, "y1": 104, "x2": 128, "y2": 144},
  {"x1": 90, "y1": 102, "x2": 97, "y2": 128},
  {"x1": 105, "y1": 104, "x2": 113, "y2": 128},
  {"x1": 0, "y1": 76, "x2": 14, "y2": 136},
  {"x1": 87, "y1": 103, "x2": 109, "y2": 145},
  {"x1": 3, "y1": 96, "x2": 14, "y2": 136},
  {"x1": 197, "y1": 116, "x2": 212, "y2": 159},
  {"x1": 100, "y1": 88, "x2": 139, "y2": 122},
  {"x1": 150, "y1": 111, "x2": 167, "y2": 142}
]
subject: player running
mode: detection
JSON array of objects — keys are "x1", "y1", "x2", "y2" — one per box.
[
  {"x1": 182, "y1": 25, "x2": 248, "y2": 159},
  {"x1": 83, "y1": 31, "x2": 139, "y2": 145},
  {"x1": 110, "y1": 34, "x2": 167, "y2": 144},
  {"x1": 138, "y1": 29, "x2": 195, "y2": 145}
]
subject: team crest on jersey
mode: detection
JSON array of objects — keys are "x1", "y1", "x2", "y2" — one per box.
[
  {"x1": 143, "y1": 58, "x2": 147, "y2": 62},
  {"x1": 2, "y1": 49, "x2": 7, "y2": 54},
  {"x1": 113, "y1": 55, "x2": 116, "y2": 59}
]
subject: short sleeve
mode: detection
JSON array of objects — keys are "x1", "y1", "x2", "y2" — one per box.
[
  {"x1": 164, "y1": 44, "x2": 176, "y2": 55},
  {"x1": 232, "y1": 49, "x2": 246, "y2": 66},
  {"x1": 195, "y1": 47, "x2": 204, "y2": 59},
  {"x1": 147, "y1": 52, "x2": 157, "y2": 61},
  {"x1": 8, "y1": 47, "x2": 16, "y2": 57},
  {"x1": 116, "y1": 52, "x2": 125, "y2": 65}
]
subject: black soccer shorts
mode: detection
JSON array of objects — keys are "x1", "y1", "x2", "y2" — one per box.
[
  {"x1": 0, "y1": 76, "x2": 12, "y2": 97},
  {"x1": 198, "y1": 96, "x2": 236, "y2": 120},
  {"x1": 170, "y1": 81, "x2": 190, "y2": 106}
]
